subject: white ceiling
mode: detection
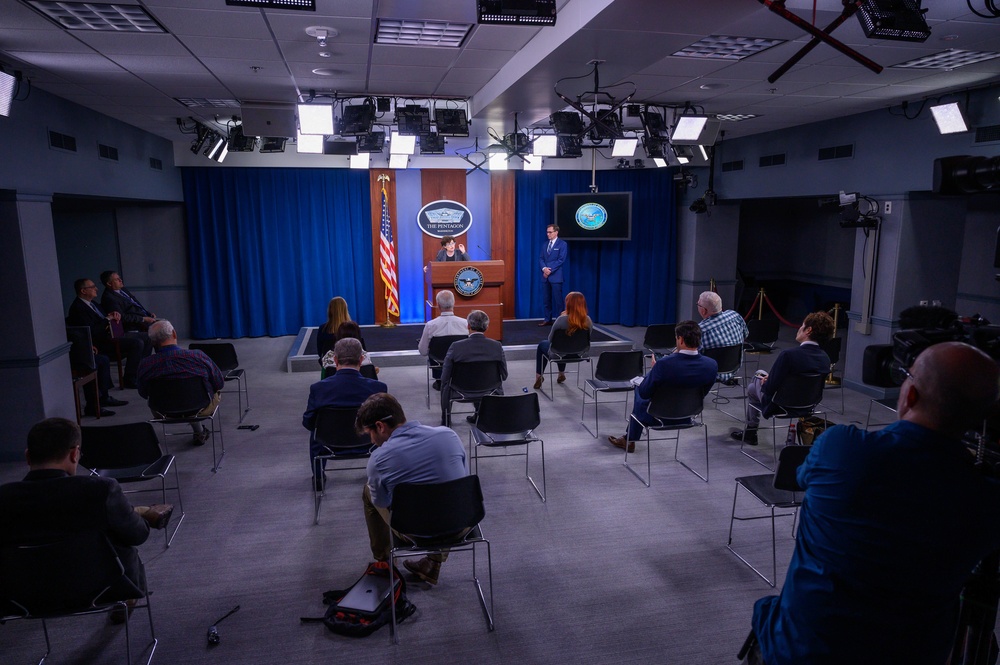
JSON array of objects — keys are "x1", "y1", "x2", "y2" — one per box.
[{"x1": 2, "y1": 0, "x2": 1000, "y2": 155}]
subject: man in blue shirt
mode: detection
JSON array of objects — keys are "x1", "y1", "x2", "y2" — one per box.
[
  {"x1": 359, "y1": 393, "x2": 467, "y2": 586},
  {"x1": 747, "y1": 341, "x2": 1000, "y2": 665},
  {"x1": 697, "y1": 291, "x2": 748, "y2": 383}
]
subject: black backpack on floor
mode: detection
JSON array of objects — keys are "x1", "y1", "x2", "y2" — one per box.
[{"x1": 301, "y1": 561, "x2": 416, "y2": 637}]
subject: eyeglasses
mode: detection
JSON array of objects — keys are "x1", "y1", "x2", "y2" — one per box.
[{"x1": 363, "y1": 414, "x2": 394, "y2": 432}]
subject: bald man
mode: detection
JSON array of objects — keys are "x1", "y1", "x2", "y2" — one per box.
[{"x1": 747, "y1": 342, "x2": 1000, "y2": 665}]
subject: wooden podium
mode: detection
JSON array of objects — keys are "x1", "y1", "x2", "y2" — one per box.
[{"x1": 424, "y1": 260, "x2": 505, "y2": 341}]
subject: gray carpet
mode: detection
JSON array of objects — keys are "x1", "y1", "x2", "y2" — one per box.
[{"x1": 0, "y1": 326, "x2": 882, "y2": 664}]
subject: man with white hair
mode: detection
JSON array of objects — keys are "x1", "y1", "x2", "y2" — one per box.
[
  {"x1": 440, "y1": 310, "x2": 507, "y2": 425},
  {"x1": 417, "y1": 290, "x2": 469, "y2": 391},
  {"x1": 696, "y1": 291, "x2": 748, "y2": 383},
  {"x1": 137, "y1": 320, "x2": 224, "y2": 445}
]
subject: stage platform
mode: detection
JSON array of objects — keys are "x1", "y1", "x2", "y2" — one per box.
[{"x1": 285, "y1": 318, "x2": 635, "y2": 372}]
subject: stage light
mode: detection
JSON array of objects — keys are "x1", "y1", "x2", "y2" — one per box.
[
  {"x1": 298, "y1": 103, "x2": 333, "y2": 135},
  {"x1": 640, "y1": 110, "x2": 669, "y2": 138},
  {"x1": 488, "y1": 152, "x2": 508, "y2": 170},
  {"x1": 653, "y1": 157, "x2": 668, "y2": 168},
  {"x1": 555, "y1": 135, "x2": 582, "y2": 158},
  {"x1": 419, "y1": 132, "x2": 446, "y2": 154},
  {"x1": 523, "y1": 156, "x2": 542, "y2": 171},
  {"x1": 0, "y1": 70, "x2": 16, "y2": 117},
  {"x1": 588, "y1": 109, "x2": 623, "y2": 140},
  {"x1": 532, "y1": 135, "x2": 558, "y2": 156},
  {"x1": 395, "y1": 105, "x2": 430, "y2": 136},
  {"x1": 205, "y1": 133, "x2": 228, "y2": 162},
  {"x1": 550, "y1": 111, "x2": 584, "y2": 136},
  {"x1": 389, "y1": 153, "x2": 408, "y2": 169},
  {"x1": 227, "y1": 125, "x2": 258, "y2": 152},
  {"x1": 930, "y1": 102, "x2": 968, "y2": 134},
  {"x1": 671, "y1": 115, "x2": 721, "y2": 146},
  {"x1": 611, "y1": 137, "x2": 638, "y2": 157},
  {"x1": 390, "y1": 131, "x2": 416, "y2": 155},
  {"x1": 356, "y1": 131, "x2": 386, "y2": 153},
  {"x1": 434, "y1": 108, "x2": 469, "y2": 136},
  {"x1": 856, "y1": 0, "x2": 930, "y2": 42},
  {"x1": 259, "y1": 137, "x2": 287, "y2": 153},
  {"x1": 297, "y1": 131, "x2": 323, "y2": 153},
  {"x1": 642, "y1": 136, "x2": 667, "y2": 159},
  {"x1": 190, "y1": 125, "x2": 211, "y2": 154},
  {"x1": 673, "y1": 144, "x2": 710, "y2": 166},
  {"x1": 340, "y1": 103, "x2": 375, "y2": 135},
  {"x1": 349, "y1": 153, "x2": 370, "y2": 169}
]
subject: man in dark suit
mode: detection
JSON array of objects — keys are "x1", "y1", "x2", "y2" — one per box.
[
  {"x1": 440, "y1": 310, "x2": 508, "y2": 425},
  {"x1": 100, "y1": 271, "x2": 156, "y2": 332},
  {"x1": 303, "y1": 337, "x2": 387, "y2": 489},
  {"x1": 539, "y1": 224, "x2": 568, "y2": 325},
  {"x1": 732, "y1": 311, "x2": 834, "y2": 445},
  {"x1": 0, "y1": 418, "x2": 172, "y2": 614},
  {"x1": 608, "y1": 320, "x2": 718, "y2": 452},
  {"x1": 67, "y1": 277, "x2": 150, "y2": 389}
]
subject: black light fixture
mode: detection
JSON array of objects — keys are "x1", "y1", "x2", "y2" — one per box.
[
  {"x1": 642, "y1": 136, "x2": 667, "y2": 159},
  {"x1": 550, "y1": 111, "x2": 584, "y2": 136},
  {"x1": 356, "y1": 131, "x2": 386, "y2": 153},
  {"x1": 478, "y1": 0, "x2": 556, "y2": 26},
  {"x1": 190, "y1": 124, "x2": 212, "y2": 154},
  {"x1": 340, "y1": 102, "x2": 375, "y2": 136},
  {"x1": 395, "y1": 105, "x2": 431, "y2": 136},
  {"x1": 554, "y1": 135, "x2": 582, "y2": 158},
  {"x1": 857, "y1": 0, "x2": 930, "y2": 42},
  {"x1": 588, "y1": 109, "x2": 623, "y2": 140},
  {"x1": 419, "y1": 132, "x2": 446, "y2": 154},
  {"x1": 258, "y1": 137, "x2": 287, "y2": 153},
  {"x1": 640, "y1": 110, "x2": 669, "y2": 138},
  {"x1": 227, "y1": 125, "x2": 258, "y2": 152},
  {"x1": 434, "y1": 108, "x2": 469, "y2": 136}
]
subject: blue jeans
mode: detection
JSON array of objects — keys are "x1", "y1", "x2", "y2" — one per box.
[{"x1": 535, "y1": 340, "x2": 566, "y2": 375}]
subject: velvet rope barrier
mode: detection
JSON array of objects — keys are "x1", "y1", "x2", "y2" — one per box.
[{"x1": 742, "y1": 289, "x2": 799, "y2": 328}]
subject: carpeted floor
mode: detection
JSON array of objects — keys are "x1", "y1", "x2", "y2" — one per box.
[{"x1": 0, "y1": 325, "x2": 902, "y2": 664}]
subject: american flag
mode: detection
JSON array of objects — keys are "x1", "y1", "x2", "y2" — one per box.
[{"x1": 379, "y1": 184, "x2": 400, "y2": 318}]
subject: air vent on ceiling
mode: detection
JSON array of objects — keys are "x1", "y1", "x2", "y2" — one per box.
[
  {"x1": 759, "y1": 153, "x2": 785, "y2": 168},
  {"x1": 225, "y1": 0, "x2": 315, "y2": 9},
  {"x1": 975, "y1": 125, "x2": 1000, "y2": 144},
  {"x1": 98, "y1": 144, "x2": 119, "y2": 161},
  {"x1": 48, "y1": 130, "x2": 77, "y2": 152},
  {"x1": 721, "y1": 159, "x2": 744, "y2": 172},
  {"x1": 149, "y1": 157, "x2": 163, "y2": 170},
  {"x1": 818, "y1": 144, "x2": 854, "y2": 161}
]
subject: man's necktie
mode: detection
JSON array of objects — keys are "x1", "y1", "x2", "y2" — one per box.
[
  {"x1": 120, "y1": 289, "x2": 149, "y2": 316},
  {"x1": 89, "y1": 301, "x2": 104, "y2": 317}
]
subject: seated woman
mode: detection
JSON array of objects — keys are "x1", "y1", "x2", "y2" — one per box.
[
  {"x1": 317, "y1": 296, "x2": 351, "y2": 365},
  {"x1": 534, "y1": 291, "x2": 592, "y2": 390},
  {"x1": 424, "y1": 236, "x2": 469, "y2": 272}
]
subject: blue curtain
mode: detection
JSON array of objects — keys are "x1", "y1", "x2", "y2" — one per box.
[
  {"x1": 182, "y1": 167, "x2": 374, "y2": 338},
  {"x1": 514, "y1": 169, "x2": 677, "y2": 326}
]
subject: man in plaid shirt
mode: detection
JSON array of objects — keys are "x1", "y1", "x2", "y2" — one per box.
[
  {"x1": 697, "y1": 291, "x2": 748, "y2": 383},
  {"x1": 137, "y1": 320, "x2": 224, "y2": 445}
]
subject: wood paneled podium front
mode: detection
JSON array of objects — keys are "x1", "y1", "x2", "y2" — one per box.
[{"x1": 424, "y1": 260, "x2": 504, "y2": 341}]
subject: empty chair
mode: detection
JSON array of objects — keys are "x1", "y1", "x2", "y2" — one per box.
[
  {"x1": 67, "y1": 325, "x2": 100, "y2": 425},
  {"x1": 643, "y1": 323, "x2": 676, "y2": 358},
  {"x1": 311, "y1": 406, "x2": 371, "y2": 524},
  {"x1": 581, "y1": 350, "x2": 644, "y2": 438},
  {"x1": 742, "y1": 318, "x2": 781, "y2": 379},
  {"x1": 726, "y1": 444, "x2": 812, "y2": 587},
  {"x1": 623, "y1": 384, "x2": 710, "y2": 485},
  {"x1": 702, "y1": 343, "x2": 745, "y2": 421},
  {"x1": 425, "y1": 334, "x2": 466, "y2": 408},
  {"x1": 0, "y1": 531, "x2": 158, "y2": 665},
  {"x1": 469, "y1": 393, "x2": 545, "y2": 502},
  {"x1": 146, "y1": 376, "x2": 225, "y2": 473},
  {"x1": 539, "y1": 327, "x2": 592, "y2": 401},
  {"x1": 81, "y1": 422, "x2": 185, "y2": 547},
  {"x1": 388, "y1": 475, "x2": 493, "y2": 643},
  {"x1": 743, "y1": 373, "x2": 826, "y2": 470},
  {"x1": 441, "y1": 360, "x2": 504, "y2": 426},
  {"x1": 189, "y1": 342, "x2": 251, "y2": 424}
]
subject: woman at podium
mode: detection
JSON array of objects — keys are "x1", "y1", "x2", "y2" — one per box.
[{"x1": 434, "y1": 236, "x2": 469, "y2": 262}]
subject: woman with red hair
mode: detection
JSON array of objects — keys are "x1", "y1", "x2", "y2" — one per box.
[{"x1": 533, "y1": 291, "x2": 592, "y2": 390}]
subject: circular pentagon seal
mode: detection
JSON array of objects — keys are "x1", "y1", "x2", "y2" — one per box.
[
  {"x1": 575, "y1": 202, "x2": 608, "y2": 230},
  {"x1": 454, "y1": 266, "x2": 484, "y2": 297}
]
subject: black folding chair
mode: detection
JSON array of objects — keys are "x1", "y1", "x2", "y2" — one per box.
[
  {"x1": 0, "y1": 531, "x2": 157, "y2": 665},
  {"x1": 540, "y1": 328, "x2": 592, "y2": 401},
  {"x1": 442, "y1": 360, "x2": 504, "y2": 426},
  {"x1": 190, "y1": 342, "x2": 251, "y2": 423},
  {"x1": 426, "y1": 334, "x2": 466, "y2": 408},
  {"x1": 642, "y1": 323, "x2": 676, "y2": 371},
  {"x1": 624, "y1": 384, "x2": 710, "y2": 485},
  {"x1": 388, "y1": 476, "x2": 493, "y2": 643},
  {"x1": 311, "y1": 406, "x2": 371, "y2": 524},
  {"x1": 744, "y1": 372, "x2": 826, "y2": 470},
  {"x1": 726, "y1": 444, "x2": 811, "y2": 587},
  {"x1": 67, "y1": 325, "x2": 100, "y2": 425},
  {"x1": 81, "y1": 422, "x2": 185, "y2": 547},
  {"x1": 702, "y1": 343, "x2": 745, "y2": 421},
  {"x1": 581, "y1": 350, "x2": 644, "y2": 438},
  {"x1": 469, "y1": 393, "x2": 545, "y2": 501},
  {"x1": 146, "y1": 376, "x2": 225, "y2": 472}
]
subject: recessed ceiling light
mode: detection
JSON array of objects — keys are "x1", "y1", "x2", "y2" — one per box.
[
  {"x1": 893, "y1": 49, "x2": 1000, "y2": 69},
  {"x1": 699, "y1": 83, "x2": 729, "y2": 90},
  {"x1": 312, "y1": 68, "x2": 339, "y2": 76},
  {"x1": 26, "y1": 1, "x2": 165, "y2": 32},
  {"x1": 375, "y1": 19, "x2": 473, "y2": 48},
  {"x1": 227, "y1": 0, "x2": 316, "y2": 9},
  {"x1": 673, "y1": 36, "x2": 785, "y2": 61},
  {"x1": 318, "y1": 52, "x2": 331, "y2": 58},
  {"x1": 716, "y1": 114, "x2": 759, "y2": 122}
]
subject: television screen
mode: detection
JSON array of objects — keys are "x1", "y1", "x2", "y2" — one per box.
[{"x1": 553, "y1": 192, "x2": 631, "y2": 241}]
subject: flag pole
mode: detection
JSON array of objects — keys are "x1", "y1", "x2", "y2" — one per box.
[{"x1": 378, "y1": 173, "x2": 398, "y2": 328}]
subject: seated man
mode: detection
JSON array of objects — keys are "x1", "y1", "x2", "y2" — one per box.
[
  {"x1": 137, "y1": 319, "x2": 224, "y2": 446},
  {"x1": 417, "y1": 290, "x2": 468, "y2": 391},
  {"x1": 439, "y1": 310, "x2": 508, "y2": 425},
  {"x1": 746, "y1": 342, "x2": 1000, "y2": 665},
  {"x1": 359, "y1": 393, "x2": 467, "y2": 586},
  {"x1": 697, "y1": 290, "x2": 748, "y2": 384},
  {"x1": 731, "y1": 311, "x2": 833, "y2": 446},
  {"x1": 303, "y1": 337, "x2": 387, "y2": 490},
  {"x1": 0, "y1": 418, "x2": 172, "y2": 620},
  {"x1": 608, "y1": 320, "x2": 717, "y2": 452},
  {"x1": 100, "y1": 270, "x2": 157, "y2": 332},
  {"x1": 67, "y1": 277, "x2": 151, "y2": 389}
]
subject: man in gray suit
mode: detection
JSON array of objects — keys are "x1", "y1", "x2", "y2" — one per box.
[{"x1": 440, "y1": 310, "x2": 508, "y2": 425}]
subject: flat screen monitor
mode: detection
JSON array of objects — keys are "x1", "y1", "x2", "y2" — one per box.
[{"x1": 553, "y1": 192, "x2": 631, "y2": 241}]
